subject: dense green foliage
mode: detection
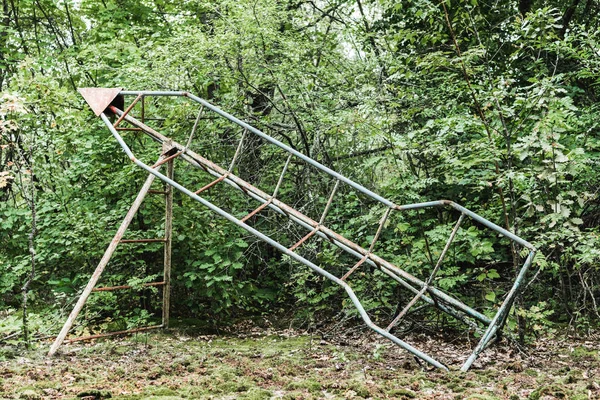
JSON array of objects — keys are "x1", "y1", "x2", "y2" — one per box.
[{"x1": 1, "y1": 0, "x2": 599, "y2": 341}]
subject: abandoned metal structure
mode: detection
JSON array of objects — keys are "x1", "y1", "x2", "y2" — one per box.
[{"x1": 48, "y1": 88, "x2": 537, "y2": 371}]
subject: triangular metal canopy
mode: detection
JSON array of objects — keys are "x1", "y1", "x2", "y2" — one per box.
[{"x1": 78, "y1": 87, "x2": 123, "y2": 116}]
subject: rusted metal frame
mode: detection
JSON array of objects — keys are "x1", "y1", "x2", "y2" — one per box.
[
  {"x1": 162, "y1": 143, "x2": 174, "y2": 329},
  {"x1": 113, "y1": 104, "x2": 535, "y2": 343},
  {"x1": 240, "y1": 153, "x2": 292, "y2": 223},
  {"x1": 341, "y1": 254, "x2": 368, "y2": 281},
  {"x1": 92, "y1": 281, "x2": 165, "y2": 292},
  {"x1": 64, "y1": 325, "x2": 163, "y2": 344},
  {"x1": 119, "y1": 238, "x2": 167, "y2": 243},
  {"x1": 241, "y1": 199, "x2": 272, "y2": 223},
  {"x1": 179, "y1": 92, "x2": 398, "y2": 208},
  {"x1": 48, "y1": 155, "x2": 165, "y2": 357},
  {"x1": 181, "y1": 150, "x2": 491, "y2": 325},
  {"x1": 273, "y1": 154, "x2": 293, "y2": 197},
  {"x1": 118, "y1": 93, "x2": 532, "y2": 248},
  {"x1": 386, "y1": 213, "x2": 466, "y2": 332},
  {"x1": 370, "y1": 207, "x2": 393, "y2": 251},
  {"x1": 101, "y1": 115, "x2": 449, "y2": 370},
  {"x1": 376, "y1": 266, "x2": 483, "y2": 333},
  {"x1": 114, "y1": 94, "x2": 143, "y2": 128},
  {"x1": 319, "y1": 179, "x2": 340, "y2": 225},
  {"x1": 113, "y1": 108, "x2": 491, "y2": 325},
  {"x1": 461, "y1": 250, "x2": 536, "y2": 371}
]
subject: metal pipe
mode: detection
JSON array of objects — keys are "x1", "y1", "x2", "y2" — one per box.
[
  {"x1": 289, "y1": 228, "x2": 319, "y2": 251},
  {"x1": 185, "y1": 105, "x2": 204, "y2": 152},
  {"x1": 101, "y1": 113, "x2": 448, "y2": 370},
  {"x1": 114, "y1": 94, "x2": 143, "y2": 128},
  {"x1": 273, "y1": 154, "x2": 292, "y2": 197},
  {"x1": 319, "y1": 180, "x2": 340, "y2": 225},
  {"x1": 341, "y1": 254, "x2": 368, "y2": 281},
  {"x1": 116, "y1": 94, "x2": 534, "y2": 253},
  {"x1": 228, "y1": 129, "x2": 247, "y2": 172},
  {"x1": 460, "y1": 250, "x2": 536, "y2": 371},
  {"x1": 448, "y1": 202, "x2": 535, "y2": 250},
  {"x1": 396, "y1": 201, "x2": 446, "y2": 210},
  {"x1": 120, "y1": 91, "x2": 187, "y2": 96}
]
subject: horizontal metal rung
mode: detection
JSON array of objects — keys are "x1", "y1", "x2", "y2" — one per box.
[
  {"x1": 289, "y1": 228, "x2": 319, "y2": 251},
  {"x1": 152, "y1": 151, "x2": 182, "y2": 169},
  {"x1": 120, "y1": 238, "x2": 167, "y2": 243},
  {"x1": 341, "y1": 254, "x2": 369, "y2": 281},
  {"x1": 92, "y1": 281, "x2": 165, "y2": 292},
  {"x1": 116, "y1": 127, "x2": 143, "y2": 131},
  {"x1": 241, "y1": 199, "x2": 272, "y2": 223},
  {"x1": 64, "y1": 325, "x2": 163, "y2": 343},
  {"x1": 195, "y1": 175, "x2": 226, "y2": 195}
]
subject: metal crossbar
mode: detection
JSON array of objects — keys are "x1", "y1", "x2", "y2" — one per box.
[{"x1": 49, "y1": 88, "x2": 537, "y2": 372}]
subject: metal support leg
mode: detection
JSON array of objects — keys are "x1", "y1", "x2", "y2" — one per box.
[{"x1": 460, "y1": 250, "x2": 536, "y2": 371}]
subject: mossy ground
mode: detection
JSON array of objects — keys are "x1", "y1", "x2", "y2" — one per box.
[{"x1": 0, "y1": 323, "x2": 598, "y2": 399}]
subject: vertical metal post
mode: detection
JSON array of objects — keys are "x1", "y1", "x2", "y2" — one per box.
[{"x1": 162, "y1": 141, "x2": 174, "y2": 329}]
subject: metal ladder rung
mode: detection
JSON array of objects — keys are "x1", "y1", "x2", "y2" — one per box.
[
  {"x1": 92, "y1": 281, "x2": 166, "y2": 292},
  {"x1": 120, "y1": 238, "x2": 167, "y2": 243},
  {"x1": 241, "y1": 199, "x2": 273, "y2": 223},
  {"x1": 288, "y1": 227, "x2": 319, "y2": 251},
  {"x1": 195, "y1": 175, "x2": 227, "y2": 195}
]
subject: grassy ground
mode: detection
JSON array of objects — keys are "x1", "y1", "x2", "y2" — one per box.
[{"x1": 0, "y1": 322, "x2": 599, "y2": 399}]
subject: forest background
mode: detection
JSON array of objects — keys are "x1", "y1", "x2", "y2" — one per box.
[{"x1": 1, "y1": 0, "x2": 599, "y2": 346}]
